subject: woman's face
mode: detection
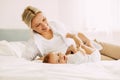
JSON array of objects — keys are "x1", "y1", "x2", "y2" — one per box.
[
  {"x1": 47, "y1": 53, "x2": 67, "y2": 64},
  {"x1": 31, "y1": 13, "x2": 50, "y2": 34}
]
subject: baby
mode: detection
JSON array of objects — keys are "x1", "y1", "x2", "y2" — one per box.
[
  {"x1": 43, "y1": 50, "x2": 100, "y2": 64},
  {"x1": 42, "y1": 33, "x2": 101, "y2": 64},
  {"x1": 43, "y1": 52, "x2": 67, "y2": 64}
]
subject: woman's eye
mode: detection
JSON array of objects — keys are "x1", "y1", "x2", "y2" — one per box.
[{"x1": 36, "y1": 23, "x2": 40, "y2": 27}]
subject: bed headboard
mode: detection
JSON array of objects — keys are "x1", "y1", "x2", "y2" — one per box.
[{"x1": 0, "y1": 29, "x2": 31, "y2": 41}]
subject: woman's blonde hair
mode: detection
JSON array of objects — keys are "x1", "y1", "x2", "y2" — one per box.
[{"x1": 22, "y1": 6, "x2": 42, "y2": 27}]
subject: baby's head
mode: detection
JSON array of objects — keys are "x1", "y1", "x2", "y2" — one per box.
[{"x1": 43, "y1": 52, "x2": 67, "y2": 64}]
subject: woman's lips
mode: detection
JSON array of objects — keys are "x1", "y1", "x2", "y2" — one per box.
[{"x1": 42, "y1": 26, "x2": 49, "y2": 31}]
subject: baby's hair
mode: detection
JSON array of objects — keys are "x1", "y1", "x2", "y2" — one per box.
[{"x1": 43, "y1": 54, "x2": 50, "y2": 63}]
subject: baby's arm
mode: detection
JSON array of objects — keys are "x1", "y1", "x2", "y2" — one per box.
[{"x1": 65, "y1": 45, "x2": 77, "y2": 55}]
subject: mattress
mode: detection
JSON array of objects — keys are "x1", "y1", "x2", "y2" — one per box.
[{"x1": 0, "y1": 55, "x2": 120, "y2": 80}]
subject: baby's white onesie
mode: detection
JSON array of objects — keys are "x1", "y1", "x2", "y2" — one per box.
[{"x1": 67, "y1": 49, "x2": 101, "y2": 64}]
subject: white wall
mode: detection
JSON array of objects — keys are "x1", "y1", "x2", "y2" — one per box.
[
  {"x1": 58, "y1": 0, "x2": 120, "y2": 44},
  {"x1": 58, "y1": 0, "x2": 86, "y2": 32},
  {"x1": 0, "y1": 0, "x2": 59, "y2": 29},
  {"x1": 0, "y1": 0, "x2": 85, "y2": 31},
  {"x1": 0, "y1": 0, "x2": 120, "y2": 44}
]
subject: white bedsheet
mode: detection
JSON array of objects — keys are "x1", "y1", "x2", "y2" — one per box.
[{"x1": 0, "y1": 55, "x2": 120, "y2": 80}]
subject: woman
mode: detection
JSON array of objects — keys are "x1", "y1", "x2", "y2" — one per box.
[{"x1": 22, "y1": 6, "x2": 101, "y2": 61}]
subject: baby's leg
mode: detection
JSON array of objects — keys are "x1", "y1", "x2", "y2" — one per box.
[
  {"x1": 78, "y1": 47, "x2": 86, "y2": 54},
  {"x1": 78, "y1": 32, "x2": 94, "y2": 48},
  {"x1": 81, "y1": 44, "x2": 95, "y2": 54},
  {"x1": 66, "y1": 33, "x2": 83, "y2": 49}
]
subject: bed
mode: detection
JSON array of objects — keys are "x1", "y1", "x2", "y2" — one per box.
[{"x1": 0, "y1": 29, "x2": 120, "y2": 80}]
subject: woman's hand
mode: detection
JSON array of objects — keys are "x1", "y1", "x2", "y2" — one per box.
[{"x1": 37, "y1": 56, "x2": 44, "y2": 60}]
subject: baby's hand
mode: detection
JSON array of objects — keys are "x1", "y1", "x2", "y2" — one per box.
[{"x1": 65, "y1": 45, "x2": 77, "y2": 55}]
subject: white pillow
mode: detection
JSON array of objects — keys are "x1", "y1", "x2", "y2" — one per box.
[
  {"x1": 0, "y1": 40, "x2": 26, "y2": 57},
  {"x1": 9, "y1": 41, "x2": 26, "y2": 58},
  {"x1": 0, "y1": 40, "x2": 15, "y2": 56}
]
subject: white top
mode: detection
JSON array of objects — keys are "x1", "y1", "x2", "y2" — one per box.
[
  {"x1": 35, "y1": 33, "x2": 75, "y2": 56},
  {"x1": 40, "y1": 34, "x2": 67, "y2": 54},
  {"x1": 67, "y1": 49, "x2": 101, "y2": 64}
]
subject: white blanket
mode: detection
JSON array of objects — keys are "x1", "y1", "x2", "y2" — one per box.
[{"x1": 0, "y1": 55, "x2": 120, "y2": 80}]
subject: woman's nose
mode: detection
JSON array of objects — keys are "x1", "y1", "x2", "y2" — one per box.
[{"x1": 41, "y1": 22, "x2": 47, "y2": 27}]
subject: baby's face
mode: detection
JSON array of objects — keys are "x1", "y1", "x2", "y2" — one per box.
[{"x1": 46, "y1": 53, "x2": 67, "y2": 64}]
